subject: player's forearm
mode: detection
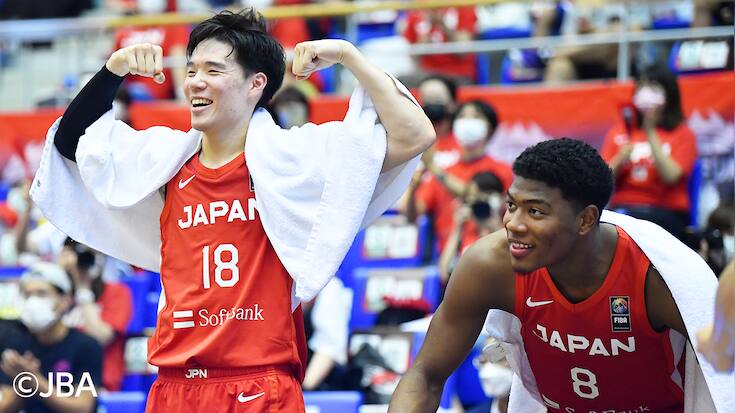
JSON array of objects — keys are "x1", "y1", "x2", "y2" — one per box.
[
  {"x1": 389, "y1": 365, "x2": 443, "y2": 412},
  {"x1": 340, "y1": 45, "x2": 435, "y2": 171},
  {"x1": 54, "y1": 66, "x2": 124, "y2": 162}
]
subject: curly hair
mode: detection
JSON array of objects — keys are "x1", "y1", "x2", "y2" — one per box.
[
  {"x1": 187, "y1": 8, "x2": 285, "y2": 108},
  {"x1": 512, "y1": 138, "x2": 613, "y2": 213}
]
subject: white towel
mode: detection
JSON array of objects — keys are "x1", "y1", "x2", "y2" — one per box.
[
  {"x1": 484, "y1": 210, "x2": 734, "y2": 412},
  {"x1": 30, "y1": 75, "x2": 420, "y2": 303}
]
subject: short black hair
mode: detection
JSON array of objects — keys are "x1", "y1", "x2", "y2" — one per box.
[
  {"x1": 455, "y1": 99, "x2": 500, "y2": 134},
  {"x1": 636, "y1": 63, "x2": 683, "y2": 131},
  {"x1": 187, "y1": 8, "x2": 285, "y2": 108},
  {"x1": 419, "y1": 74, "x2": 458, "y2": 102},
  {"x1": 472, "y1": 171, "x2": 503, "y2": 193},
  {"x1": 512, "y1": 138, "x2": 613, "y2": 214}
]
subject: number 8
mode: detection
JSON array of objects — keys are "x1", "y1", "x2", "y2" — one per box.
[{"x1": 571, "y1": 367, "x2": 599, "y2": 399}]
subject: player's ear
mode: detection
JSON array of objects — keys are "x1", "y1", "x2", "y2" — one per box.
[{"x1": 577, "y1": 205, "x2": 599, "y2": 236}]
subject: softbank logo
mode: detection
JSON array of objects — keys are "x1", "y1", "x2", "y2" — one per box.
[{"x1": 172, "y1": 305, "x2": 266, "y2": 330}]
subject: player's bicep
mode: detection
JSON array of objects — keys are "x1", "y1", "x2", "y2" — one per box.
[{"x1": 646, "y1": 266, "x2": 687, "y2": 336}]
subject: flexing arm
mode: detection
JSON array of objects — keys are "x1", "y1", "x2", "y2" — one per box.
[
  {"x1": 292, "y1": 40, "x2": 435, "y2": 172},
  {"x1": 54, "y1": 43, "x2": 164, "y2": 162},
  {"x1": 389, "y1": 234, "x2": 514, "y2": 412}
]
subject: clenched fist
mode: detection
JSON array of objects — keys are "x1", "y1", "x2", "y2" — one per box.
[
  {"x1": 292, "y1": 39, "x2": 356, "y2": 81},
  {"x1": 106, "y1": 43, "x2": 166, "y2": 84}
]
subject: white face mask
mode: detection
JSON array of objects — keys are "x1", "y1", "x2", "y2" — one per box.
[
  {"x1": 633, "y1": 86, "x2": 665, "y2": 111},
  {"x1": 20, "y1": 296, "x2": 59, "y2": 332},
  {"x1": 479, "y1": 362, "x2": 514, "y2": 397},
  {"x1": 453, "y1": 118, "x2": 488, "y2": 148}
]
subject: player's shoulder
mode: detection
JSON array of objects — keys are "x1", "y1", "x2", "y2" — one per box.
[
  {"x1": 452, "y1": 229, "x2": 515, "y2": 312},
  {"x1": 461, "y1": 229, "x2": 513, "y2": 276}
]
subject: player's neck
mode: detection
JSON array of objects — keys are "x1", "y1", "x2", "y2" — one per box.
[
  {"x1": 546, "y1": 224, "x2": 618, "y2": 302},
  {"x1": 200, "y1": 124, "x2": 249, "y2": 169}
]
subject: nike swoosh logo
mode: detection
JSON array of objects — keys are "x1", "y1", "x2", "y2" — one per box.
[
  {"x1": 526, "y1": 297, "x2": 554, "y2": 307},
  {"x1": 178, "y1": 175, "x2": 195, "y2": 189},
  {"x1": 237, "y1": 392, "x2": 265, "y2": 403}
]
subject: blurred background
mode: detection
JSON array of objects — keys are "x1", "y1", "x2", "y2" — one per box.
[{"x1": 0, "y1": 0, "x2": 732, "y2": 412}]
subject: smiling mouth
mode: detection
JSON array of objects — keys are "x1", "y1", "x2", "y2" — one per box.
[{"x1": 191, "y1": 98, "x2": 213, "y2": 108}]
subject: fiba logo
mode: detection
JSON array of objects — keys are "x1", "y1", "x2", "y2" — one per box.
[{"x1": 13, "y1": 371, "x2": 97, "y2": 398}]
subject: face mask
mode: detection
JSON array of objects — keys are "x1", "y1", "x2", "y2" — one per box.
[
  {"x1": 20, "y1": 296, "x2": 59, "y2": 332},
  {"x1": 633, "y1": 86, "x2": 665, "y2": 111},
  {"x1": 453, "y1": 118, "x2": 488, "y2": 148},
  {"x1": 422, "y1": 103, "x2": 448, "y2": 123},
  {"x1": 277, "y1": 103, "x2": 308, "y2": 129},
  {"x1": 723, "y1": 235, "x2": 734, "y2": 263},
  {"x1": 479, "y1": 362, "x2": 514, "y2": 397}
]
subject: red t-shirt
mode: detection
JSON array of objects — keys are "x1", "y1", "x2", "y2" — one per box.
[
  {"x1": 95, "y1": 282, "x2": 132, "y2": 391},
  {"x1": 148, "y1": 153, "x2": 307, "y2": 380},
  {"x1": 601, "y1": 124, "x2": 697, "y2": 212},
  {"x1": 403, "y1": 7, "x2": 477, "y2": 81},
  {"x1": 515, "y1": 226, "x2": 685, "y2": 412},
  {"x1": 416, "y1": 155, "x2": 512, "y2": 250},
  {"x1": 114, "y1": 25, "x2": 190, "y2": 100},
  {"x1": 432, "y1": 132, "x2": 462, "y2": 170}
]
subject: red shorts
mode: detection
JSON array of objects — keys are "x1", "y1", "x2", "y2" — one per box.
[{"x1": 146, "y1": 365, "x2": 305, "y2": 413}]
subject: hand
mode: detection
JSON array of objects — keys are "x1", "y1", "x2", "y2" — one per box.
[
  {"x1": 454, "y1": 205, "x2": 471, "y2": 225},
  {"x1": 106, "y1": 43, "x2": 165, "y2": 84},
  {"x1": 616, "y1": 143, "x2": 633, "y2": 165},
  {"x1": 697, "y1": 261, "x2": 735, "y2": 372},
  {"x1": 292, "y1": 40, "x2": 355, "y2": 80},
  {"x1": 1, "y1": 350, "x2": 41, "y2": 379}
]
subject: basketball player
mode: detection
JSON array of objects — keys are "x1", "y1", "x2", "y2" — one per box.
[
  {"x1": 389, "y1": 139, "x2": 728, "y2": 412},
  {"x1": 44, "y1": 9, "x2": 434, "y2": 413}
]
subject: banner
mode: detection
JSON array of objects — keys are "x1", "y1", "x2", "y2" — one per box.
[{"x1": 0, "y1": 71, "x2": 731, "y2": 182}]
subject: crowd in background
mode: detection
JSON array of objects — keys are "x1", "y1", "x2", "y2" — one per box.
[{"x1": 0, "y1": 1, "x2": 732, "y2": 412}]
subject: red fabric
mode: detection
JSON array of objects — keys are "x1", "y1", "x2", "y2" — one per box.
[
  {"x1": 403, "y1": 7, "x2": 477, "y2": 80},
  {"x1": 97, "y1": 282, "x2": 133, "y2": 391},
  {"x1": 146, "y1": 366, "x2": 305, "y2": 412},
  {"x1": 149, "y1": 153, "x2": 306, "y2": 379},
  {"x1": 416, "y1": 156, "x2": 512, "y2": 250},
  {"x1": 601, "y1": 123, "x2": 697, "y2": 212},
  {"x1": 114, "y1": 24, "x2": 190, "y2": 100},
  {"x1": 515, "y1": 227, "x2": 684, "y2": 412},
  {"x1": 432, "y1": 132, "x2": 462, "y2": 170}
]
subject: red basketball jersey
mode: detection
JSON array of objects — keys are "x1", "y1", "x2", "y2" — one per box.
[
  {"x1": 148, "y1": 153, "x2": 307, "y2": 379},
  {"x1": 515, "y1": 226, "x2": 685, "y2": 413}
]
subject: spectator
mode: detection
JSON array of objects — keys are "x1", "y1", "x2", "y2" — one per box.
[
  {"x1": 0, "y1": 0, "x2": 92, "y2": 19},
  {"x1": 302, "y1": 277, "x2": 352, "y2": 391},
  {"x1": 403, "y1": 100, "x2": 512, "y2": 252},
  {"x1": 544, "y1": 7, "x2": 621, "y2": 83},
  {"x1": 438, "y1": 171, "x2": 504, "y2": 283},
  {"x1": 601, "y1": 64, "x2": 697, "y2": 241},
  {"x1": 60, "y1": 239, "x2": 133, "y2": 391},
  {"x1": 402, "y1": 4, "x2": 478, "y2": 82},
  {"x1": 112, "y1": 0, "x2": 189, "y2": 101},
  {"x1": 417, "y1": 75, "x2": 461, "y2": 170},
  {"x1": 270, "y1": 85, "x2": 310, "y2": 129},
  {"x1": 466, "y1": 338, "x2": 512, "y2": 413},
  {"x1": 0, "y1": 262, "x2": 102, "y2": 413},
  {"x1": 688, "y1": 202, "x2": 735, "y2": 275}
]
